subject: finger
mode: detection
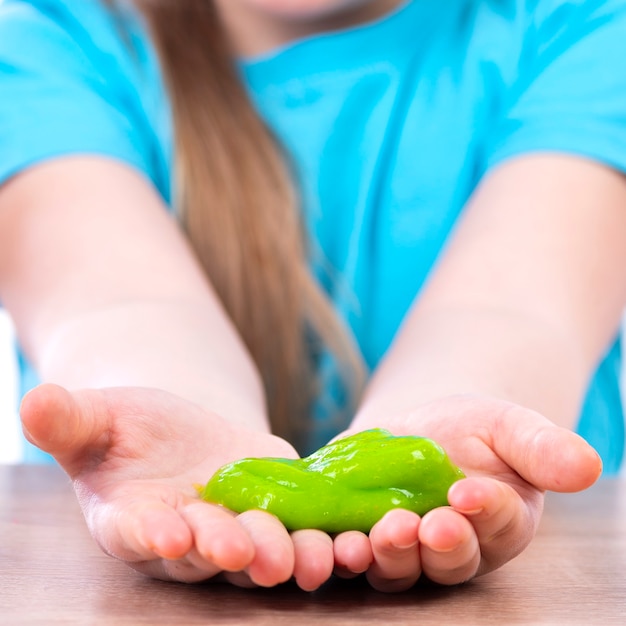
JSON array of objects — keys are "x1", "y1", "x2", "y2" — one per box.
[
  {"x1": 447, "y1": 476, "x2": 539, "y2": 574},
  {"x1": 333, "y1": 530, "x2": 373, "y2": 578},
  {"x1": 178, "y1": 501, "x2": 256, "y2": 572},
  {"x1": 20, "y1": 383, "x2": 111, "y2": 476},
  {"x1": 236, "y1": 510, "x2": 295, "y2": 587},
  {"x1": 366, "y1": 509, "x2": 421, "y2": 592},
  {"x1": 493, "y1": 404, "x2": 603, "y2": 492},
  {"x1": 291, "y1": 529, "x2": 334, "y2": 591},
  {"x1": 417, "y1": 507, "x2": 480, "y2": 585},
  {"x1": 84, "y1": 493, "x2": 194, "y2": 564},
  {"x1": 222, "y1": 570, "x2": 260, "y2": 588}
]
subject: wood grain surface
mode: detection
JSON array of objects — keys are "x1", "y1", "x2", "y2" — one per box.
[{"x1": 1, "y1": 464, "x2": 624, "y2": 625}]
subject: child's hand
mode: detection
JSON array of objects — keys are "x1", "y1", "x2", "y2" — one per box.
[
  {"x1": 19, "y1": 383, "x2": 335, "y2": 590},
  {"x1": 333, "y1": 395, "x2": 602, "y2": 592}
]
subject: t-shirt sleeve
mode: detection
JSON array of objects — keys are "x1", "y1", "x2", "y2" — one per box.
[
  {"x1": 486, "y1": 0, "x2": 626, "y2": 174},
  {"x1": 0, "y1": 1, "x2": 155, "y2": 186}
]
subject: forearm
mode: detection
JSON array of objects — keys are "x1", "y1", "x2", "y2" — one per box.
[
  {"x1": 354, "y1": 156, "x2": 626, "y2": 435},
  {"x1": 353, "y1": 305, "x2": 590, "y2": 431},
  {"x1": 32, "y1": 297, "x2": 269, "y2": 432},
  {"x1": 0, "y1": 158, "x2": 269, "y2": 432}
]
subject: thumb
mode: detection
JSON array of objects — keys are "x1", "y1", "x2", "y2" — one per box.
[
  {"x1": 494, "y1": 404, "x2": 603, "y2": 493},
  {"x1": 20, "y1": 383, "x2": 112, "y2": 476}
]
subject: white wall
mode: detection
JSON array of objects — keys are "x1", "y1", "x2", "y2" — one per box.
[{"x1": 0, "y1": 309, "x2": 22, "y2": 463}]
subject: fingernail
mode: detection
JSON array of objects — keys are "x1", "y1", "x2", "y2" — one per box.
[
  {"x1": 21, "y1": 424, "x2": 38, "y2": 446},
  {"x1": 391, "y1": 538, "x2": 418, "y2": 550},
  {"x1": 458, "y1": 507, "x2": 483, "y2": 516}
]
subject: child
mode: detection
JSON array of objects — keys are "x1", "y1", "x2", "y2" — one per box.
[{"x1": 0, "y1": 0, "x2": 623, "y2": 592}]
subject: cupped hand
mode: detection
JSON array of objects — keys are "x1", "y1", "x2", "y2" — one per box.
[
  {"x1": 333, "y1": 394, "x2": 603, "y2": 591},
  {"x1": 19, "y1": 383, "x2": 334, "y2": 590}
]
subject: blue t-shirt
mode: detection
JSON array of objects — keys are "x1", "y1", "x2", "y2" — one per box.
[{"x1": 1, "y1": 0, "x2": 625, "y2": 472}]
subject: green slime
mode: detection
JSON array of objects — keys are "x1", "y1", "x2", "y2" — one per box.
[{"x1": 198, "y1": 428, "x2": 465, "y2": 533}]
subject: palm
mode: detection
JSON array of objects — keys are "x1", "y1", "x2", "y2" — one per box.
[
  {"x1": 339, "y1": 393, "x2": 602, "y2": 585},
  {"x1": 20, "y1": 384, "x2": 299, "y2": 581}
]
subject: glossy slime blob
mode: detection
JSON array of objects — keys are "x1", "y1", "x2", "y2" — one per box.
[{"x1": 198, "y1": 429, "x2": 465, "y2": 533}]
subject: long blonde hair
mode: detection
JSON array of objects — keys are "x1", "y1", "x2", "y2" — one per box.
[{"x1": 117, "y1": 0, "x2": 365, "y2": 445}]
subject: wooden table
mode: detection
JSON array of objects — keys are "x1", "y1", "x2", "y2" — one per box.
[{"x1": 1, "y1": 465, "x2": 624, "y2": 625}]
